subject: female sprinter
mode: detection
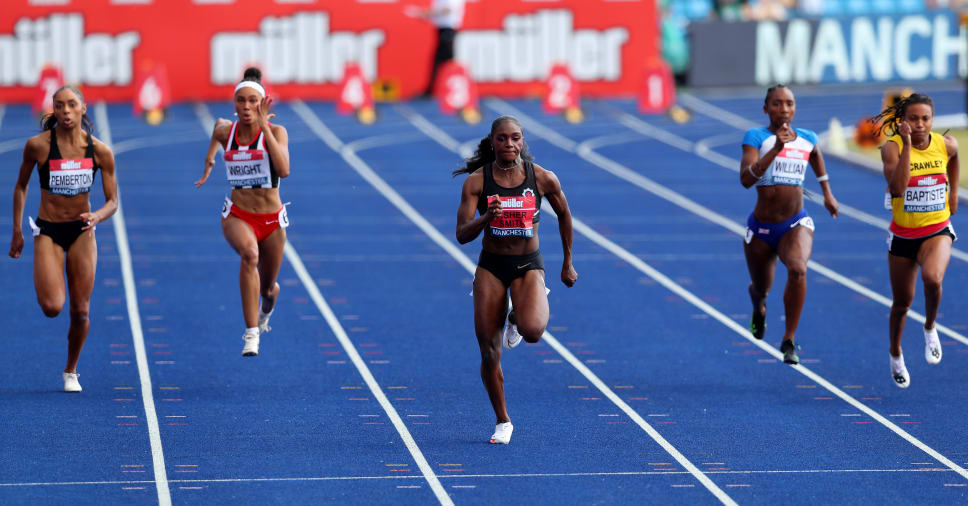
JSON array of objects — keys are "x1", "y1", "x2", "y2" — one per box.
[
  {"x1": 874, "y1": 93, "x2": 959, "y2": 388},
  {"x1": 9, "y1": 85, "x2": 118, "y2": 392},
  {"x1": 740, "y1": 85, "x2": 838, "y2": 365},
  {"x1": 196, "y1": 67, "x2": 290, "y2": 357},
  {"x1": 455, "y1": 116, "x2": 577, "y2": 444}
]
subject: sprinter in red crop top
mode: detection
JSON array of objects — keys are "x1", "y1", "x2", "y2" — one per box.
[
  {"x1": 455, "y1": 115, "x2": 578, "y2": 444},
  {"x1": 197, "y1": 67, "x2": 290, "y2": 357},
  {"x1": 9, "y1": 85, "x2": 119, "y2": 393}
]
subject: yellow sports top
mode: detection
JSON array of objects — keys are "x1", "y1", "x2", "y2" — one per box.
[{"x1": 888, "y1": 132, "x2": 950, "y2": 238}]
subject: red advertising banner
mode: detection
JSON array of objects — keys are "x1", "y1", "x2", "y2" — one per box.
[{"x1": 0, "y1": 0, "x2": 656, "y2": 103}]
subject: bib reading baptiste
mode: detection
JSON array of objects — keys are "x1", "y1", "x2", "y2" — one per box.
[
  {"x1": 888, "y1": 132, "x2": 950, "y2": 237},
  {"x1": 48, "y1": 158, "x2": 95, "y2": 196},
  {"x1": 488, "y1": 195, "x2": 537, "y2": 237}
]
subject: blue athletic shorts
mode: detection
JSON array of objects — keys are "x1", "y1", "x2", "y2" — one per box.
[{"x1": 745, "y1": 209, "x2": 814, "y2": 250}]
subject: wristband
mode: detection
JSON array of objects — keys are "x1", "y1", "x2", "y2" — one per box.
[
  {"x1": 745, "y1": 164, "x2": 763, "y2": 180},
  {"x1": 816, "y1": 174, "x2": 829, "y2": 182}
]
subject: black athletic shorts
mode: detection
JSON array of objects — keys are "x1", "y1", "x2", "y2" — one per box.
[
  {"x1": 33, "y1": 218, "x2": 89, "y2": 252},
  {"x1": 477, "y1": 250, "x2": 544, "y2": 287},
  {"x1": 887, "y1": 225, "x2": 956, "y2": 260}
]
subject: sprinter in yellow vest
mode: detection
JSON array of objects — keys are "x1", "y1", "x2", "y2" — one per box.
[{"x1": 876, "y1": 93, "x2": 960, "y2": 389}]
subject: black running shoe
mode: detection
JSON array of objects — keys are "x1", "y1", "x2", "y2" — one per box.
[
  {"x1": 749, "y1": 308, "x2": 766, "y2": 340},
  {"x1": 780, "y1": 340, "x2": 799, "y2": 365}
]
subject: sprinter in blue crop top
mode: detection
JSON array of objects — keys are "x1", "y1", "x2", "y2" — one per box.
[
  {"x1": 10, "y1": 85, "x2": 119, "y2": 393},
  {"x1": 739, "y1": 85, "x2": 839, "y2": 365},
  {"x1": 455, "y1": 116, "x2": 577, "y2": 445}
]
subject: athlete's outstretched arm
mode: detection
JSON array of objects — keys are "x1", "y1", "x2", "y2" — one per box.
[
  {"x1": 196, "y1": 119, "x2": 231, "y2": 188},
  {"x1": 809, "y1": 147, "x2": 838, "y2": 217},
  {"x1": 9, "y1": 139, "x2": 39, "y2": 258},
  {"x1": 81, "y1": 140, "x2": 118, "y2": 231},
  {"x1": 946, "y1": 134, "x2": 959, "y2": 215},
  {"x1": 538, "y1": 168, "x2": 577, "y2": 287},
  {"x1": 456, "y1": 171, "x2": 499, "y2": 244}
]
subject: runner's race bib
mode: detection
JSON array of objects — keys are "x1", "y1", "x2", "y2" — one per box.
[
  {"x1": 225, "y1": 149, "x2": 270, "y2": 188},
  {"x1": 766, "y1": 147, "x2": 809, "y2": 186},
  {"x1": 488, "y1": 195, "x2": 536, "y2": 237},
  {"x1": 48, "y1": 158, "x2": 94, "y2": 196},
  {"x1": 904, "y1": 174, "x2": 947, "y2": 213}
]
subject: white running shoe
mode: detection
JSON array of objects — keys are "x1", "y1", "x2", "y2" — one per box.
[
  {"x1": 502, "y1": 312, "x2": 522, "y2": 350},
  {"x1": 890, "y1": 354, "x2": 910, "y2": 389},
  {"x1": 490, "y1": 422, "x2": 513, "y2": 444},
  {"x1": 924, "y1": 326, "x2": 942, "y2": 365},
  {"x1": 242, "y1": 329, "x2": 260, "y2": 357},
  {"x1": 63, "y1": 372, "x2": 82, "y2": 393},
  {"x1": 258, "y1": 308, "x2": 274, "y2": 334}
]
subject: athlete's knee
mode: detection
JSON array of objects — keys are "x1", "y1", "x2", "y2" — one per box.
[
  {"x1": 478, "y1": 342, "x2": 502, "y2": 367},
  {"x1": 786, "y1": 261, "x2": 808, "y2": 281},
  {"x1": 518, "y1": 321, "x2": 546, "y2": 343},
  {"x1": 39, "y1": 300, "x2": 63, "y2": 318},
  {"x1": 922, "y1": 272, "x2": 943, "y2": 294},
  {"x1": 69, "y1": 306, "x2": 90, "y2": 325},
  {"x1": 239, "y1": 247, "x2": 259, "y2": 270},
  {"x1": 891, "y1": 300, "x2": 912, "y2": 315}
]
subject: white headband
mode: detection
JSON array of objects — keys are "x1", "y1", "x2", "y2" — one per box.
[{"x1": 234, "y1": 81, "x2": 265, "y2": 97}]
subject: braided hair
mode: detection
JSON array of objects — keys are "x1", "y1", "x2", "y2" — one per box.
[
  {"x1": 764, "y1": 83, "x2": 789, "y2": 104},
  {"x1": 869, "y1": 93, "x2": 934, "y2": 138},
  {"x1": 452, "y1": 115, "x2": 535, "y2": 177},
  {"x1": 39, "y1": 85, "x2": 95, "y2": 134}
]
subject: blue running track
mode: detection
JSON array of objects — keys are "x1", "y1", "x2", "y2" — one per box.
[{"x1": 1, "y1": 83, "x2": 967, "y2": 504}]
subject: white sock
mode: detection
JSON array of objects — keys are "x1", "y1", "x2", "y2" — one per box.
[
  {"x1": 245, "y1": 327, "x2": 259, "y2": 335},
  {"x1": 890, "y1": 353, "x2": 905, "y2": 371}
]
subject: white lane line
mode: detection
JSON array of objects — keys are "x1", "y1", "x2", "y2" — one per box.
[
  {"x1": 193, "y1": 102, "x2": 452, "y2": 506},
  {"x1": 612, "y1": 103, "x2": 968, "y2": 265},
  {"x1": 1, "y1": 466, "x2": 960, "y2": 487},
  {"x1": 113, "y1": 131, "x2": 206, "y2": 154},
  {"x1": 489, "y1": 99, "x2": 968, "y2": 347},
  {"x1": 0, "y1": 137, "x2": 31, "y2": 155},
  {"x1": 284, "y1": 244, "x2": 454, "y2": 506},
  {"x1": 678, "y1": 92, "x2": 968, "y2": 208},
  {"x1": 94, "y1": 103, "x2": 171, "y2": 506},
  {"x1": 384, "y1": 102, "x2": 736, "y2": 506},
  {"x1": 485, "y1": 99, "x2": 968, "y2": 481}
]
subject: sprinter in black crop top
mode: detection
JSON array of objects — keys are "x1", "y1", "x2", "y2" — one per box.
[
  {"x1": 10, "y1": 85, "x2": 118, "y2": 393},
  {"x1": 455, "y1": 115, "x2": 577, "y2": 444}
]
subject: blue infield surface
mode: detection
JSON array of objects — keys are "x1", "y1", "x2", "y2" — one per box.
[{"x1": 1, "y1": 83, "x2": 967, "y2": 505}]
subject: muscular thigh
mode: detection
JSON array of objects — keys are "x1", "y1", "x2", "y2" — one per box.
[
  {"x1": 917, "y1": 234, "x2": 952, "y2": 278},
  {"x1": 473, "y1": 267, "x2": 508, "y2": 340},
  {"x1": 509, "y1": 270, "x2": 548, "y2": 325},
  {"x1": 33, "y1": 235, "x2": 66, "y2": 301},
  {"x1": 222, "y1": 215, "x2": 258, "y2": 255},
  {"x1": 66, "y1": 231, "x2": 97, "y2": 306},
  {"x1": 777, "y1": 225, "x2": 813, "y2": 268}
]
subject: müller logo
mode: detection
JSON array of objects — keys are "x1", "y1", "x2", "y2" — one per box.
[
  {"x1": 232, "y1": 151, "x2": 253, "y2": 161},
  {"x1": 504, "y1": 198, "x2": 524, "y2": 208},
  {"x1": 210, "y1": 12, "x2": 385, "y2": 85},
  {"x1": 0, "y1": 14, "x2": 140, "y2": 86},
  {"x1": 919, "y1": 176, "x2": 939, "y2": 186},
  {"x1": 59, "y1": 160, "x2": 82, "y2": 170}
]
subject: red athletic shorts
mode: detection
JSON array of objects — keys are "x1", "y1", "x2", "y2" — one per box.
[{"x1": 221, "y1": 197, "x2": 289, "y2": 242}]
